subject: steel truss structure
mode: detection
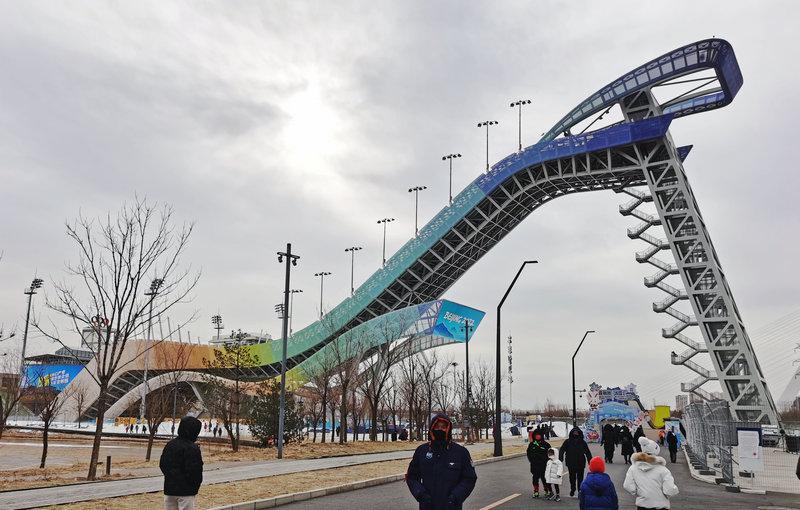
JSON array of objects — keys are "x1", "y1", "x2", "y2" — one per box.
[{"x1": 64, "y1": 39, "x2": 779, "y2": 424}]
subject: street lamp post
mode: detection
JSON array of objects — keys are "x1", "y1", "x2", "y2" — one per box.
[
  {"x1": 507, "y1": 335, "x2": 513, "y2": 420},
  {"x1": 572, "y1": 330, "x2": 596, "y2": 427},
  {"x1": 442, "y1": 154, "x2": 462, "y2": 205},
  {"x1": 377, "y1": 218, "x2": 395, "y2": 267},
  {"x1": 509, "y1": 100, "x2": 532, "y2": 152},
  {"x1": 460, "y1": 323, "x2": 473, "y2": 444},
  {"x1": 477, "y1": 121, "x2": 499, "y2": 171},
  {"x1": 313, "y1": 272, "x2": 331, "y2": 319},
  {"x1": 211, "y1": 314, "x2": 223, "y2": 342},
  {"x1": 140, "y1": 278, "x2": 163, "y2": 424},
  {"x1": 494, "y1": 260, "x2": 537, "y2": 457},
  {"x1": 344, "y1": 246, "x2": 362, "y2": 297},
  {"x1": 277, "y1": 243, "x2": 300, "y2": 460},
  {"x1": 408, "y1": 186, "x2": 427, "y2": 236},
  {"x1": 289, "y1": 289, "x2": 303, "y2": 337},
  {"x1": 20, "y1": 278, "x2": 44, "y2": 381}
]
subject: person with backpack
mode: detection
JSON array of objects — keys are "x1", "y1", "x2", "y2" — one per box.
[
  {"x1": 545, "y1": 447, "x2": 564, "y2": 502},
  {"x1": 620, "y1": 426, "x2": 634, "y2": 465},
  {"x1": 560, "y1": 427, "x2": 593, "y2": 497},
  {"x1": 665, "y1": 430, "x2": 678, "y2": 463},
  {"x1": 601, "y1": 424, "x2": 616, "y2": 463},
  {"x1": 623, "y1": 437, "x2": 679, "y2": 510},
  {"x1": 159, "y1": 416, "x2": 204, "y2": 510},
  {"x1": 527, "y1": 427, "x2": 552, "y2": 498},
  {"x1": 579, "y1": 457, "x2": 619, "y2": 510}
]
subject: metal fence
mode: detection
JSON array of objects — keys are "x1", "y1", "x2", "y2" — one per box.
[{"x1": 683, "y1": 400, "x2": 800, "y2": 494}]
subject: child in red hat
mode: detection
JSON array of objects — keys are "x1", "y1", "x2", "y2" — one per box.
[{"x1": 579, "y1": 457, "x2": 618, "y2": 510}]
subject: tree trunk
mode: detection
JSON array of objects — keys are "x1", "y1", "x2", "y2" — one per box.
[
  {"x1": 338, "y1": 388, "x2": 348, "y2": 445},
  {"x1": 146, "y1": 428, "x2": 157, "y2": 461},
  {"x1": 320, "y1": 390, "x2": 327, "y2": 444},
  {"x1": 40, "y1": 423, "x2": 50, "y2": 468},
  {"x1": 369, "y1": 402, "x2": 379, "y2": 441},
  {"x1": 87, "y1": 387, "x2": 108, "y2": 480}
]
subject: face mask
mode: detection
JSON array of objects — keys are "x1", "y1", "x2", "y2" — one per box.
[{"x1": 432, "y1": 429, "x2": 447, "y2": 441}]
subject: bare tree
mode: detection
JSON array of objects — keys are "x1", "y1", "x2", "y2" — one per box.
[
  {"x1": 70, "y1": 383, "x2": 90, "y2": 428},
  {"x1": 0, "y1": 350, "x2": 26, "y2": 440},
  {"x1": 359, "y1": 317, "x2": 411, "y2": 441},
  {"x1": 329, "y1": 328, "x2": 367, "y2": 444},
  {"x1": 25, "y1": 366, "x2": 75, "y2": 468},
  {"x1": 35, "y1": 199, "x2": 198, "y2": 479},
  {"x1": 202, "y1": 334, "x2": 259, "y2": 452},
  {"x1": 301, "y1": 349, "x2": 337, "y2": 443},
  {"x1": 400, "y1": 354, "x2": 423, "y2": 440},
  {"x1": 143, "y1": 341, "x2": 193, "y2": 461},
  {"x1": 382, "y1": 372, "x2": 401, "y2": 437}
]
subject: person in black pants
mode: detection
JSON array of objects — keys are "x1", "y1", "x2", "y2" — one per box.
[
  {"x1": 527, "y1": 428, "x2": 552, "y2": 498},
  {"x1": 559, "y1": 427, "x2": 592, "y2": 497},
  {"x1": 601, "y1": 424, "x2": 617, "y2": 463},
  {"x1": 666, "y1": 429, "x2": 678, "y2": 463}
]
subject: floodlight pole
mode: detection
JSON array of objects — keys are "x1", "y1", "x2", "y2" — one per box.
[
  {"x1": 494, "y1": 260, "x2": 537, "y2": 457},
  {"x1": 277, "y1": 243, "x2": 299, "y2": 459},
  {"x1": 572, "y1": 330, "x2": 596, "y2": 427}
]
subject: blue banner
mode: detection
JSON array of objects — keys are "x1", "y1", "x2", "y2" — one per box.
[
  {"x1": 25, "y1": 364, "x2": 84, "y2": 390},
  {"x1": 432, "y1": 301, "x2": 485, "y2": 341}
]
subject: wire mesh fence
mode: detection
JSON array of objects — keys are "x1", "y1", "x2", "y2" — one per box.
[{"x1": 683, "y1": 400, "x2": 800, "y2": 494}]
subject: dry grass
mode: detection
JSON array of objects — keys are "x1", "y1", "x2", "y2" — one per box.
[
  {"x1": 42, "y1": 445, "x2": 528, "y2": 510},
  {"x1": 0, "y1": 438, "x2": 423, "y2": 491}
]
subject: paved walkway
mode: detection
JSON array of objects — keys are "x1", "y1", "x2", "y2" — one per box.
[
  {"x1": 0, "y1": 440, "x2": 512, "y2": 509},
  {"x1": 280, "y1": 443, "x2": 800, "y2": 510}
]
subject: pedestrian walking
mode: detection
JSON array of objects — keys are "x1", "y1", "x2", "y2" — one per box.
[
  {"x1": 579, "y1": 457, "x2": 619, "y2": 510},
  {"x1": 601, "y1": 424, "x2": 616, "y2": 464},
  {"x1": 633, "y1": 425, "x2": 645, "y2": 453},
  {"x1": 657, "y1": 429, "x2": 665, "y2": 446},
  {"x1": 405, "y1": 414, "x2": 477, "y2": 509},
  {"x1": 620, "y1": 427, "x2": 634, "y2": 465},
  {"x1": 545, "y1": 448, "x2": 564, "y2": 501},
  {"x1": 613, "y1": 424, "x2": 621, "y2": 445},
  {"x1": 159, "y1": 416, "x2": 203, "y2": 510},
  {"x1": 623, "y1": 437, "x2": 678, "y2": 510},
  {"x1": 560, "y1": 427, "x2": 593, "y2": 497},
  {"x1": 527, "y1": 427, "x2": 552, "y2": 498},
  {"x1": 666, "y1": 430, "x2": 678, "y2": 464}
]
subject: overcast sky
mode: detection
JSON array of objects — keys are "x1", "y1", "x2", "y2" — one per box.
[{"x1": 1, "y1": 1, "x2": 798, "y2": 410}]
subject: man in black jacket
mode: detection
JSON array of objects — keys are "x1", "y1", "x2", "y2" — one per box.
[
  {"x1": 666, "y1": 429, "x2": 679, "y2": 463},
  {"x1": 160, "y1": 416, "x2": 204, "y2": 510},
  {"x1": 559, "y1": 427, "x2": 592, "y2": 497},
  {"x1": 406, "y1": 414, "x2": 477, "y2": 509}
]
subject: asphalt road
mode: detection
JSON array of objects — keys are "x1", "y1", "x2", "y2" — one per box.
[{"x1": 280, "y1": 444, "x2": 800, "y2": 510}]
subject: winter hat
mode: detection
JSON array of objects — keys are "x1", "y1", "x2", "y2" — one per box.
[
  {"x1": 639, "y1": 436, "x2": 660, "y2": 455},
  {"x1": 588, "y1": 456, "x2": 605, "y2": 473}
]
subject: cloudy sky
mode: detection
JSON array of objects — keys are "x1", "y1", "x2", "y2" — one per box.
[{"x1": 1, "y1": 1, "x2": 798, "y2": 410}]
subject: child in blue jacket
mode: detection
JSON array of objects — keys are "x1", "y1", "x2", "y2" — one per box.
[{"x1": 579, "y1": 457, "x2": 618, "y2": 510}]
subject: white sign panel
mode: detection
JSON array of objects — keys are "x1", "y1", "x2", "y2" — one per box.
[{"x1": 737, "y1": 429, "x2": 763, "y2": 472}]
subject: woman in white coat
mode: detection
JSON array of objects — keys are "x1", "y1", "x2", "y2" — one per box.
[
  {"x1": 623, "y1": 437, "x2": 679, "y2": 510},
  {"x1": 545, "y1": 447, "x2": 564, "y2": 502}
]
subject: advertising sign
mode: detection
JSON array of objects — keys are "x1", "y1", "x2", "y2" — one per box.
[
  {"x1": 433, "y1": 301, "x2": 486, "y2": 341},
  {"x1": 25, "y1": 364, "x2": 84, "y2": 391}
]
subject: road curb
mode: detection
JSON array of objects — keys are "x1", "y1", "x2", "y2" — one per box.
[{"x1": 207, "y1": 452, "x2": 526, "y2": 510}]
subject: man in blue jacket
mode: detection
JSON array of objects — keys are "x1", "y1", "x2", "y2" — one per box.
[{"x1": 406, "y1": 414, "x2": 477, "y2": 509}]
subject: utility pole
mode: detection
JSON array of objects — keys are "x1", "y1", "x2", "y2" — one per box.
[
  {"x1": 408, "y1": 186, "x2": 427, "y2": 236},
  {"x1": 289, "y1": 289, "x2": 302, "y2": 337},
  {"x1": 212, "y1": 314, "x2": 223, "y2": 342},
  {"x1": 20, "y1": 278, "x2": 44, "y2": 382},
  {"x1": 377, "y1": 218, "x2": 395, "y2": 267},
  {"x1": 509, "y1": 99, "x2": 532, "y2": 152},
  {"x1": 313, "y1": 272, "x2": 331, "y2": 319},
  {"x1": 344, "y1": 246, "x2": 362, "y2": 296},
  {"x1": 477, "y1": 120, "x2": 498, "y2": 171},
  {"x1": 461, "y1": 322, "x2": 473, "y2": 444},
  {"x1": 140, "y1": 278, "x2": 163, "y2": 424},
  {"x1": 507, "y1": 335, "x2": 513, "y2": 420},
  {"x1": 276, "y1": 244, "x2": 300, "y2": 459},
  {"x1": 442, "y1": 154, "x2": 462, "y2": 205}
]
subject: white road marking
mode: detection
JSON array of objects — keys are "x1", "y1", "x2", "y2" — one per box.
[{"x1": 479, "y1": 493, "x2": 521, "y2": 510}]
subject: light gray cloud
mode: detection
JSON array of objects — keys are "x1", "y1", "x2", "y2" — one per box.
[{"x1": 1, "y1": 1, "x2": 798, "y2": 409}]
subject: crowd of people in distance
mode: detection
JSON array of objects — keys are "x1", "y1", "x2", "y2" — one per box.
[{"x1": 526, "y1": 424, "x2": 679, "y2": 509}]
